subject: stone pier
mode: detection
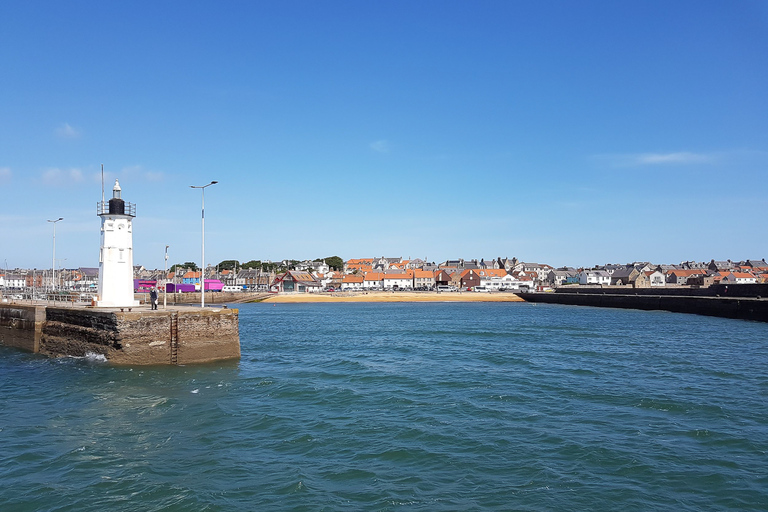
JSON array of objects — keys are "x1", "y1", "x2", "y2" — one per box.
[{"x1": 1, "y1": 303, "x2": 240, "y2": 365}]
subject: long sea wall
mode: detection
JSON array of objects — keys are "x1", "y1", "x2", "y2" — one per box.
[
  {"x1": 517, "y1": 291, "x2": 768, "y2": 323},
  {"x1": 0, "y1": 304, "x2": 240, "y2": 364}
]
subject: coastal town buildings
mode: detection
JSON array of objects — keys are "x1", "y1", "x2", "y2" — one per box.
[{"x1": 4, "y1": 255, "x2": 767, "y2": 298}]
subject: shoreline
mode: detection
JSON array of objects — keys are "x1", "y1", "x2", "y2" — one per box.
[{"x1": 259, "y1": 291, "x2": 525, "y2": 303}]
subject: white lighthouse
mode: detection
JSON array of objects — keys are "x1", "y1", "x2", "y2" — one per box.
[{"x1": 96, "y1": 179, "x2": 139, "y2": 308}]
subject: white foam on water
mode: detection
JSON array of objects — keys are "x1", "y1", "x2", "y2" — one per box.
[
  {"x1": 84, "y1": 352, "x2": 108, "y2": 363},
  {"x1": 191, "y1": 389, "x2": 199, "y2": 394}
]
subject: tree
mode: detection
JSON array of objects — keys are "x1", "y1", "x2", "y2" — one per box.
[
  {"x1": 241, "y1": 260, "x2": 262, "y2": 270},
  {"x1": 323, "y1": 256, "x2": 344, "y2": 271},
  {"x1": 171, "y1": 262, "x2": 199, "y2": 272},
  {"x1": 217, "y1": 260, "x2": 240, "y2": 271}
]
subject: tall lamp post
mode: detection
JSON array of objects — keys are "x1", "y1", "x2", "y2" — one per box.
[
  {"x1": 164, "y1": 245, "x2": 169, "y2": 310},
  {"x1": 190, "y1": 181, "x2": 217, "y2": 308},
  {"x1": 47, "y1": 218, "x2": 63, "y2": 293}
]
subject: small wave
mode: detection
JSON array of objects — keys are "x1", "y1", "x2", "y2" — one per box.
[
  {"x1": 191, "y1": 389, "x2": 199, "y2": 394},
  {"x1": 64, "y1": 352, "x2": 107, "y2": 363},
  {"x1": 85, "y1": 352, "x2": 108, "y2": 363}
]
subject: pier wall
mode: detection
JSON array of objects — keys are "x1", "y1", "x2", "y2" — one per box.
[
  {"x1": 0, "y1": 304, "x2": 45, "y2": 352},
  {"x1": 553, "y1": 283, "x2": 768, "y2": 298},
  {"x1": 518, "y1": 292, "x2": 768, "y2": 322},
  {"x1": 1, "y1": 304, "x2": 240, "y2": 364},
  {"x1": 136, "y1": 291, "x2": 265, "y2": 305}
]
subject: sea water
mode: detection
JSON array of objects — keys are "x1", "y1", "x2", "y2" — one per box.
[{"x1": 1, "y1": 302, "x2": 767, "y2": 511}]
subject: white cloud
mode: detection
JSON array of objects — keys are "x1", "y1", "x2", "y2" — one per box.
[
  {"x1": 85, "y1": 165, "x2": 167, "y2": 190},
  {"x1": 0, "y1": 167, "x2": 11, "y2": 182},
  {"x1": 594, "y1": 149, "x2": 768, "y2": 173},
  {"x1": 594, "y1": 151, "x2": 715, "y2": 168},
  {"x1": 120, "y1": 165, "x2": 165, "y2": 183},
  {"x1": 42, "y1": 168, "x2": 62, "y2": 183},
  {"x1": 55, "y1": 123, "x2": 81, "y2": 139},
  {"x1": 635, "y1": 152, "x2": 713, "y2": 165},
  {"x1": 144, "y1": 171, "x2": 164, "y2": 182},
  {"x1": 120, "y1": 165, "x2": 143, "y2": 175},
  {"x1": 41, "y1": 167, "x2": 85, "y2": 185},
  {"x1": 369, "y1": 139, "x2": 390, "y2": 153}
]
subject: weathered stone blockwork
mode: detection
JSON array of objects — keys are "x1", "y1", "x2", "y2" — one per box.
[
  {"x1": 0, "y1": 304, "x2": 45, "y2": 352},
  {"x1": 1, "y1": 304, "x2": 240, "y2": 365}
]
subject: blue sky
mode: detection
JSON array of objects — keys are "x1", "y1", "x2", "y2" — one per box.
[{"x1": 1, "y1": 1, "x2": 767, "y2": 271}]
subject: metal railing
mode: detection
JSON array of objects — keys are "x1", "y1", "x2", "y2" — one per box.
[
  {"x1": 96, "y1": 201, "x2": 136, "y2": 217},
  {"x1": 1, "y1": 290, "x2": 96, "y2": 306}
]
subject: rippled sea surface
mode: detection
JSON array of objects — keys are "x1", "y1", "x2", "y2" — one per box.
[{"x1": 2, "y1": 302, "x2": 767, "y2": 511}]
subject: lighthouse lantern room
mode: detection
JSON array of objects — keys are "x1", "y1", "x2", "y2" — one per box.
[{"x1": 96, "y1": 179, "x2": 139, "y2": 307}]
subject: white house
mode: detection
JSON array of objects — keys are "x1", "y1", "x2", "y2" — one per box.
[
  {"x1": 578, "y1": 270, "x2": 611, "y2": 286},
  {"x1": 720, "y1": 272, "x2": 757, "y2": 284},
  {"x1": 3, "y1": 274, "x2": 26, "y2": 289},
  {"x1": 310, "y1": 260, "x2": 330, "y2": 274},
  {"x1": 363, "y1": 272, "x2": 384, "y2": 290},
  {"x1": 341, "y1": 274, "x2": 364, "y2": 291},
  {"x1": 635, "y1": 270, "x2": 667, "y2": 288},
  {"x1": 383, "y1": 273, "x2": 412, "y2": 290},
  {"x1": 476, "y1": 270, "x2": 515, "y2": 290},
  {"x1": 647, "y1": 270, "x2": 666, "y2": 287},
  {"x1": 498, "y1": 275, "x2": 535, "y2": 291}
]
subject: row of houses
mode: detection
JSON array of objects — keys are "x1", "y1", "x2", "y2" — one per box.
[
  {"x1": 267, "y1": 267, "x2": 531, "y2": 293},
  {"x1": 545, "y1": 260, "x2": 768, "y2": 288},
  {"x1": 4, "y1": 257, "x2": 767, "y2": 295},
  {"x1": 0, "y1": 267, "x2": 100, "y2": 291}
]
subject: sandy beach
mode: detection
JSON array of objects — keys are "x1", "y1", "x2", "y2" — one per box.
[{"x1": 260, "y1": 291, "x2": 525, "y2": 303}]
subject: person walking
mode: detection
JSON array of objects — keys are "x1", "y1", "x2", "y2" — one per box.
[{"x1": 149, "y1": 286, "x2": 159, "y2": 310}]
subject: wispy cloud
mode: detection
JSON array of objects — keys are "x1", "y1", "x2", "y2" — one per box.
[
  {"x1": 369, "y1": 139, "x2": 390, "y2": 154},
  {"x1": 121, "y1": 165, "x2": 165, "y2": 182},
  {"x1": 594, "y1": 151, "x2": 715, "y2": 168},
  {"x1": 635, "y1": 152, "x2": 713, "y2": 164},
  {"x1": 90, "y1": 165, "x2": 166, "y2": 185},
  {"x1": 55, "y1": 123, "x2": 81, "y2": 139},
  {"x1": 144, "y1": 171, "x2": 164, "y2": 182},
  {"x1": 41, "y1": 167, "x2": 86, "y2": 185},
  {"x1": 0, "y1": 167, "x2": 11, "y2": 182}
]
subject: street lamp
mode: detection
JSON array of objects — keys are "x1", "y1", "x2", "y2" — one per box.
[
  {"x1": 190, "y1": 181, "x2": 217, "y2": 308},
  {"x1": 164, "y1": 245, "x2": 169, "y2": 310},
  {"x1": 47, "y1": 218, "x2": 63, "y2": 294}
]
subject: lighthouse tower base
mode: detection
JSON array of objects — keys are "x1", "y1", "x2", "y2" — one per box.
[
  {"x1": 95, "y1": 299, "x2": 140, "y2": 308},
  {"x1": 96, "y1": 179, "x2": 138, "y2": 309}
]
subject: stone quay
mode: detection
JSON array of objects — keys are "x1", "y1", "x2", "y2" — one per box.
[{"x1": 0, "y1": 302, "x2": 240, "y2": 365}]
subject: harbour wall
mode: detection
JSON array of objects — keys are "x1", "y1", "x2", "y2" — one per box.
[
  {"x1": 1, "y1": 304, "x2": 240, "y2": 364},
  {"x1": 0, "y1": 304, "x2": 45, "y2": 352},
  {"x1": 551, "y1": 283, "x2": 768, "y2": 298},
  {"x1": 135, "y1": 291, "x2": 268, "y2": 304},
  {"x1": 518, "y1": 292, "x2": 768, "y2": 323}
]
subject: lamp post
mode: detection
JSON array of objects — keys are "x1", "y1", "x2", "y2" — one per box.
[
  {"x1": 190, "y1": 181, "x2": 217, "y2": 308},
  {"x1": 164, "y1": 245, "x2": 169, "y2": 309},
  {"x1": 47, "y1": 218, "x2": 63, "y2": 294}
]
